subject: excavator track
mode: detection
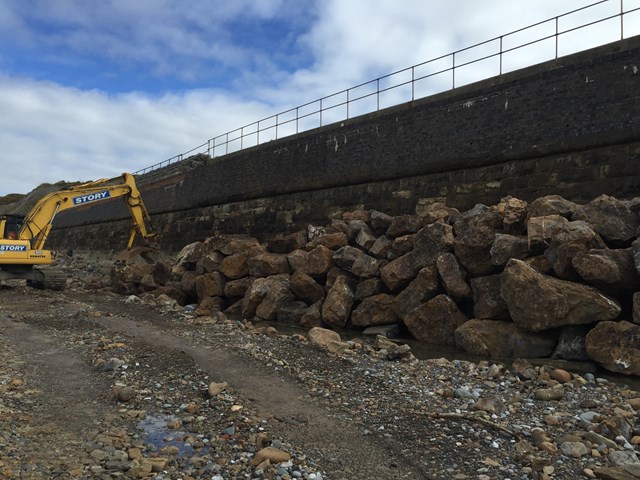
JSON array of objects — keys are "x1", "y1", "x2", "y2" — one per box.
[{"x1": 29, "y1": 268, "x2": 68, "y2": 291}]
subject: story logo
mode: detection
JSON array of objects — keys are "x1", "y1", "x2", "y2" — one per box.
[
  {"x1": 0, "y1": 244, "x2": 27, "y2": 252},
  {"x1": 72, "y1": 190, "x2": 111, "y2": 205}
]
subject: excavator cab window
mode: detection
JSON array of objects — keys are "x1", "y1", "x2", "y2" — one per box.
[{"x1": 1, "y1": 215, "x2": 23, "y2": 240}]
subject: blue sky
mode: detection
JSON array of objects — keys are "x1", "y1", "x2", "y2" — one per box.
[{"x1": 1, "y1": 0, "x2": 637, "y2": 195}]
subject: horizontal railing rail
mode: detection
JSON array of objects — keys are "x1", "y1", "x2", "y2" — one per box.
[{"x1": 134, "y1": 0, "x2": 639, "y2": 176}]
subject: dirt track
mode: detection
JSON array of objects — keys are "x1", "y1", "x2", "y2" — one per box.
[
  {"x1": 0, "y1": 285, "x2": 425, "y2": 479},
  {"x1": 1, "y1": 283, "x2": 639, "y2": 480}
]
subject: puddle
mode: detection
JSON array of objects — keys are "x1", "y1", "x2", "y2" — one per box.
[{"x1": 137, "y1": 414, "x2": 207, "y2": 458}]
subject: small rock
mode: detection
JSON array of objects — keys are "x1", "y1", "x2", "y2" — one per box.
[
  {"x1": 208, "y1": 382, "x2": 228, "y2": 398},
  {"x1": 534, "y1": 388, "x2": 563, "y2": 401},
  {"x1": 560, "y1": 441, "x2": 589, "y2": 458},
  {"x1": 117, "y1": 386, "x2": 136, "y2": 403},
  {"x1": 252, "y1": 447, "x2": 291, "y2": 466},
  {"x1": 549, "y1": 369, "x2": 572, "y2": 383}
]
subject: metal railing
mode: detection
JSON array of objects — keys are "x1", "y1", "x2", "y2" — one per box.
[{"x1": 134, "y1": 0, "x2": 639, "y2": 175}]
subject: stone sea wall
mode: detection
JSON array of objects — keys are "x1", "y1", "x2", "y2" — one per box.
[{"x1": 111, "y1": 193, "x2": 640, "y2": 376}]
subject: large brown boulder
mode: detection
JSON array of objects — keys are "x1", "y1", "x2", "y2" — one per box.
[
  {"x1": 436, "y1": 253, "x2": 472, "y2": 302},
  {"x1": 632, "y1": 238, "x2": 640, "y2": 274},
  {"x1": 306, "y1": 232, "x2": 348, "y2": 250},
  {"x1": 369, "y1": 235, "x2": 392, "y2": 259},
  {"x1": 490, "y1": 234, "x2": 529, "y2": 266},
  {"x1": 289, "y1": 271, "x2": 325, "y2": 304},
  {"x1": 633, "y1": 292, "x2": 639, "y2": 324},
  {"x1": 267, "y1": 231, "x2": 307, "y2": 253},
  {"x1": 305, "y1": 245, "x2": 334, "y2": 276},
  {"x1": 526, "y1": 195, "x2": 577, "y2": 223},
  {"x1": 321, "y1": 275, "x2": 355, "y2": 328},
  {"x1": 347, "y1": 220, "x2": 377, "y2": 250},
  {"x1": 195, "y1": 252, "x2": 224, "y2": 275},
  {"x1": 497, "y1": 197, "x2": 528, "y2": 235},
  {"x1": 220, "y1": 251, "x2": 250, "y2": 279},
  {"x1": 386, "y1": 215, "x2": 421, "y2": 238},
  {"x1": 195, "y1": 272, "x2": 225, "y2": 301},
  {"x1": 369, "y1": 210, "x2": 393, "y2": 235},
  {"x1": 454, "y1": 207, "x2": 501, "y2": 272},
  {"x1": 526, "y1": 215, "x2": 568, "y2": 255},
  {"x1": 586, "y1": 321, "x2": 640, "y2": 375},
  {"x1": 205, "y1": 234, "x2": 263, "y2": 256},
  {"x1": 248, "y1": 253, "x2": 291, "y2": 277},
  {"x1": 455, "y1": 319, "x2": 557, "y2": 357},
  {"x1": 224, "y1": 277, "x2": 254, "y2": 298},
  {"x1": 242, "y1": 277, "x2": 269, "y2": 318},
  {"x1": 180, "y1": 270, "x2": 198, "y2": 299},
  {"x1": 500, "y1": 259, "x2": 621, "y2": 332},
  {"x1": 544, "y1": 220, "x2": 607, "y2": 279},
  {"x1": 453, "y1": 226, "x2": 496, "y2": 277},
  {"x1": 355, "y1": 277, "x2": 385, "y2": 301},
  {"x1": 389, "y1": 234, "x2": 415, "y2": 260},
  {"x1": 471, "y1": 275, "x2": 509, "y2": 320},
  {"x1": 380, "y1": 253, "x2": 419, "y2": 291},
  {"x1": 255, "y1": 275, "x2": 294, "y2": 321},
  {"x1": 333, "y1": 246, "x2": 382, "y2": 278},
  {"x1": 415, "y1": 197, "x2": 459, "y2": 223},
  {"x1": 404, "y1": 295, "x2": 467, "y2": 345},
  {"x1": 111, "y1": 263, "x2": 154, "y2": 287},
  {"x1": 551, "y1": 325, "x2": 591, "y2": 361},
  {"x1": 393, "y1": 266, "x2": 439, "y2": 319},
  {"x1": 573, "y1": 248, "x2": 640, "y2": 295},
  {"x1": 287, "y1": 249, "x2": 308, "y2": 273},
  {"x1": 299, "y1": 301, "x2": 323, "y2": 328},
  {"x1": 572, "y1": 195, "x2": 639, "y2": 246},
  {"x1": 351, "y1": 294, "x2": 399, "y2": 328},
  {"x1": 411, "y1": 222, "x2": 455, "y2": 270},
  {"x1": 176, "y1": 241, "x2": 209, "y2": 270}
]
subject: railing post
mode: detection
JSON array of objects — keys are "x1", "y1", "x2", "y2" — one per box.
[
  {"x1": 376, "y1": 78, "x2": 380, "y2": 111},
  {"x1": 226, "y1": 133, "x2": 229, "y2": 155},
  {"x1": 555, "y1": 16, "x2": 559, "y2": 59},
  {"x1": 452, "y1": 52, "x2": 456, "y2": 89},
  {"x1": 257, "y1": 120, "x2": 260, "y2": 145},
  {"x1": 347, "y1": 89, "x2": 350, "y2": 119},
  {"x1": 499, "y1": 36, "x2": 503, "y2": 75},
  {"x1": 620, "y1": 0, "x2": 624, "y2": 40},
  {"x1": 411, "y1": 66, "x2": 415, "y2": 101},
  {"x1": 320, "y1": 98, "x2": 323, "y2": 127},
  {"x1": 296, "y1": 107, "x2": 299, "y2": 134},
  {"x1": 275, "y1": 114, "x2": 279, "y2": 140},
  {"x1": 241, "y1": 127, "x2": 244, "y2": 150}
]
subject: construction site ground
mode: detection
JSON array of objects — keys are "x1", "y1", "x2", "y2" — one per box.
[{"x1": 0, "y1": 282, "x2": 638, "y2": 480}]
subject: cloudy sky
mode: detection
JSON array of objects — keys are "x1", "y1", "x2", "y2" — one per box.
[{"x1": 1, "y1": 0, "x2": 637, "y2": 195}]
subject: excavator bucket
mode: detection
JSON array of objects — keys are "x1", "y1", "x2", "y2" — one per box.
[{"x1": 114, "y1": 246, "x2": 163, "y2": 266}]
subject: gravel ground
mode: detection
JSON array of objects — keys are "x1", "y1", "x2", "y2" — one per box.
[{"x1": 1, "y1": 280, "x2": 640, "y2": 480}]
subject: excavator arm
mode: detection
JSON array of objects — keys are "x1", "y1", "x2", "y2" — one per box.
[{"x1": 18, "y1": 173, "x2": 155, "y2": 250}]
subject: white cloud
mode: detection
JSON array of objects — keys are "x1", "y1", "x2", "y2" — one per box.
[{"x1": 0, "y1": 75, "x2": 274, "y2": 193}]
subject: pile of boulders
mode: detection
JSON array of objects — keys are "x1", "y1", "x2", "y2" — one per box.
[{"x1": 110, "y1": 194, "x2": 640, "y2": 376}]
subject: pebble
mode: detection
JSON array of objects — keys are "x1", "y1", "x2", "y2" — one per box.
[
  {"x1": 550, "y1": 369, "x2": 571, "y2": 383},
  {"x1": 534, "y1": 388, "x2": 563, "y2": 401},
  {"x1": 560, "y1": 442, "x2": 589, "y2": 458}
]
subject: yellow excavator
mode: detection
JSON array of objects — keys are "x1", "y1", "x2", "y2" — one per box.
[{"x1": 0, "y1": 173, "x2": 155, "y2": 290}]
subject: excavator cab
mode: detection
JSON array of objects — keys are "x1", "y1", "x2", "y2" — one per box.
[{"x1": 0, "y1": 214, "x2": 24, "y2": 240}]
